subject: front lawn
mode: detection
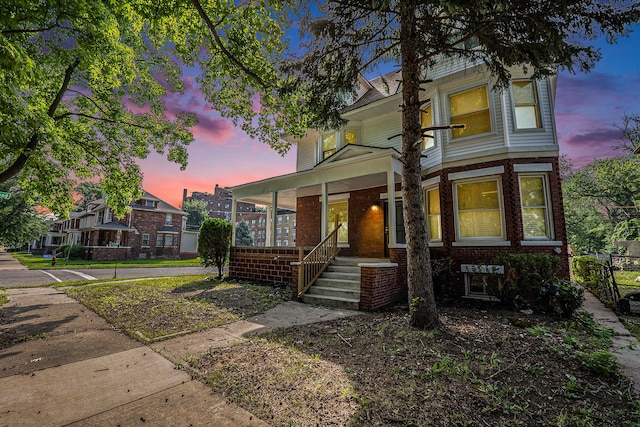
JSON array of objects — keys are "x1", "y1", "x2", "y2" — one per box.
[
  {"x1": 614, "y1": 270, "x2": 640, "y2": 342},
  {"x1": 60, "y1": 275, "x2": 640, "y2": 426},
  {"x1": 11, "y1": 252, "x2": 202, "y2": 270},
  {"x1": 63, "y1": 275, "x2": 289, "y2": 341}
]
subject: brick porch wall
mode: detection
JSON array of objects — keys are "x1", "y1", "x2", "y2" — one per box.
[
  {"x1": 88, "y1": 246, "x2": 132, "y2": 261},
  {"x1": 360, "y1": 263, "x2": 403, "y2": 311},
  {"x1": 229, "y1": 247, "x2": 301, "y2": 284}
]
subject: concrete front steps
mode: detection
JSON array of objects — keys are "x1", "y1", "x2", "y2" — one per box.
[{"x1": 301, "y1": 257, "x2": 389, "y2": 311}]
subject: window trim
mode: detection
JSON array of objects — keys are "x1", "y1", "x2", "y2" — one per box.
[
  {"x1": 448, "y1": 84, "x2": 493, "y2": 140},
  {"x1": 511, "y1": 79, "x2": 543, "y2": 131},
  {"x1": 518, "y1": 173, "x2": 554, "y2": 240},
  {"x1": 165, "y1": 213, "x2": 173, "y2": 226},
  {"x1": 141, "y1": 233, "x2": 150, "y2": 247},
  {"x1": 424, "y1": 185, "x2": 442, "y2": 243},
  {"x1": 421, "y1": 104, "x2": 436, "y2": 151},
  {"x1": 453, "y1": 176, "x2": 506, "y2": 242}
]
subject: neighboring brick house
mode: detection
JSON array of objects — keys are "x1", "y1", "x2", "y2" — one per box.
[
  {"x1": 183, "y1": 184, "x2": 255, "y2": 222},
  {"x1": 76, "y1": 191, "x2": 187, "y2": 261},
  {"x1": 229, "y1": 59, "x2": 569, "y2": 309}
]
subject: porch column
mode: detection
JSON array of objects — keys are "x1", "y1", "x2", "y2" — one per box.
[
  {"x1": 387, "y1": 170, "x2": 397, "y2": 245},
  {"x1": 321, "y1": 182, "x2": 328, "y2": 238},
  {"x1": 270, "y1": 191, "x2": 278, "y2": 246},
  {"x1": 265, "y1": 200, "x2": 272, "y2": 246},
  {"x1": 231, "y1": 197, "x2": 238, "y2": 245}
]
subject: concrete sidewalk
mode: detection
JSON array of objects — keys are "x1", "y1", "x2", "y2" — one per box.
[
  {"x1": 0, "y1": 287, "x2": 360, "y2": 426},
  {"x1": 0, "y1": 249, "x2": 27, "y2": 271},
  {"x1": 582, "y1": 291, "x2": 640, "y2": 394}
]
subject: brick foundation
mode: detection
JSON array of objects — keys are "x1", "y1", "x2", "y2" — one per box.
[{"x1": 360, "y1": 262, "x2": 404, "y2": 311}]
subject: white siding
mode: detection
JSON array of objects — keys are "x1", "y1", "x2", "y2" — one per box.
[
  {"x1": 360, "y1": 111, "x2": 402, "y2": 149},
  {"x1": 296, "y1": 131, "x2": 319, "y2": 172}
]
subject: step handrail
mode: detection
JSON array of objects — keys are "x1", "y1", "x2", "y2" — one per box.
[{"x1": 298, "y1": 224, "x2": 342, "y2": 297}]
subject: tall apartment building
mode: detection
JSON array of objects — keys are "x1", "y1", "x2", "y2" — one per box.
[{"x1": 183, "y1": 186, "x2": 296, "y2": 247}]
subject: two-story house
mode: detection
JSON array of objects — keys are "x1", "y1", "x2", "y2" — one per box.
[
  {"x1": 76, "y1": 191, "x2": 187, "y2": 261},
  {"x1": 227, "y1": 61, "x2": 568, "y2": 309}
]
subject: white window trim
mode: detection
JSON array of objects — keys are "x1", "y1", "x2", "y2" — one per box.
[
  {"x1": 421, "y1": 176, "x2": 441, "y2": 188},
  {"x1": 447, "y1": 84, "x2": 495, "y2": 141},
  {"x1": 518, "y1": 173, "x2": 554, "y2": 241},
  {"x1": 452, "y1": 175, "x2": 507, "y2": 242},
  {"x1": 513, "y1": 163, "x2": 552, "y2": 172},
  {"x1": 449, "y1": 166, "x2": 504, "y2": 181},
  {"x1": 510, "y1": 79, "x2": 544, "y2": 132},
  {"x1": 424, "y1": 185, "x2": 442, "y2": 243}
]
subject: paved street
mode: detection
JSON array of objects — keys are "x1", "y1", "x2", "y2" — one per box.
[{"x1": 0, "y1": 250, "x2": 215, "y2": 287}]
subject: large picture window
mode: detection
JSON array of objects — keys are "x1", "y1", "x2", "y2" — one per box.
[
  {"x1": 449, "y1": 86, "x2": 491, "y2": 139},
  {"x1": 512, "y1": 81, "x2": 541, "y2": 129},
  {"x1": 328, "y1": 201, "x2": 348, "y2": 243},
  {"x1": 454, "y1": 178, "x2": 504, "y2": 240},
  {"x1": 519, "y1": 175, "x2": 552, "y2": 239},
  {"x1": 425, "y1": 187, "x2": 441, "y2": 241}
]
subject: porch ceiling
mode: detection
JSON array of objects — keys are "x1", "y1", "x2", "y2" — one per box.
[{"x1": 231, "y1": 146, "x2": 403, "y2": 210}]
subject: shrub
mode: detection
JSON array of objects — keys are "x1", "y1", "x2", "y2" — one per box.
[
  {"x1": 198, "y1": 218, "x2": 232, "y2": 279},
  {"x1": 58, "y1": 244, "x2": 86, "y2": 260},
  {"x1": 489, "y1": 253, "x2": 583, "y2": 317}
]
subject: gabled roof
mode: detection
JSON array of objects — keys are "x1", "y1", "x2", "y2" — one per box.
[
  {"x1": 344, "y1": 69, "x2": 402, "y2": 113},
  {"x1": 131, "y1": 191, "x2": 186, "y2": 215}
]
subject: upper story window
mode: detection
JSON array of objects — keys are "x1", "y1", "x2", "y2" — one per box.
[
  {"x1": 142, "y1": 234, "x2": 150, "y2": 246},
  {"x1": 105, "y1": 209, "x2": 112, "y2": 223},
  {"x1": 454, "y1": 178, "x2": 505, "y2": 240},
  {"x1": 97, "y1": 211, "x2": 104, "y2": 224},
  {"x1": 424, "y1": 187, "x2": 442, "y2": 241},
  {"x1": 512, "y1": 81, "x2": 541, "y2": 129},
  {"x1": 145, "y1": 200, "x2": 155, "y2": 207},
  {"x1": 421, "y1": 105, "x2": 434, "y2": 150},
  {"x1": 449, "y1": 86, "x2": 491, "y2": 139},
  {"x1": 519, "y1": 175, "x2": 552, "y2": 239},
  {"x1": 345, "y1": 129, "x2": 358, "y2": 145},
  {"x1": 322, "y1": 132, "x2": 337, "y2": 159},
  {"x1": 165, "y1": 213, "x2": 172, "y2": 226}
]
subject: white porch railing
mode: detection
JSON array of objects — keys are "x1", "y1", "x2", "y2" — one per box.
[{"x1": 297, "y1": 224, "x2": 342, "y2": 297}]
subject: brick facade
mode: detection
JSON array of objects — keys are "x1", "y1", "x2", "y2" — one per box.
[{"x1": 360, "y1": 263, "x2": 404, "y2": 311}]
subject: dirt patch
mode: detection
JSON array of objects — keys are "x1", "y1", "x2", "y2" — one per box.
[{"x1": 190, "y1": 307, "x2": 640, "y2": 426}]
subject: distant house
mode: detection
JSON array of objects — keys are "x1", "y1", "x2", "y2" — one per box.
[
  {"x1": 49, "y1": 191, "x2": 187, "y2": 261},
  {"x1": 227, "y1": 59, "x2": 569, "y2": 310}
]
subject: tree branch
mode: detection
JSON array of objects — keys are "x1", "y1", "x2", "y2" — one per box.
[
  {"x1": 53, "y1": 112, "x2": 148, "y2": 129},
  {"x1": 0, "y1": 58, "x2": 80, "y2": 185},
  {"x1": 189, "y1": 0, "x2": 267, "y2": 88}
]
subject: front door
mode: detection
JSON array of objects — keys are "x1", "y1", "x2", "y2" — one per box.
[{"x1": 384, "y1": 200, "x2": 405, "y2": 257}]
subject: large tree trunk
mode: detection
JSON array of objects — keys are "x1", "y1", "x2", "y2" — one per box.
[{"x1": 399, "y1": 2, "x2": 442, "y2": 330}]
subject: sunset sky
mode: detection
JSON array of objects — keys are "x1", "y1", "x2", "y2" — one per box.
[{"x1": 139, "y1": 26, "x2": 640, "y2": 209}]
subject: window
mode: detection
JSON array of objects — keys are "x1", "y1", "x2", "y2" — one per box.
[
  {"x1": 345, "y1": 129, "x2": 358, "y2": 145},
  {"x1": 164, "y1": 234, "x2": 173, "y2": 246},
  {"x1": 425, "y1": 187, "x2": 442, "y2": 241},
  {"x1": 97, "y1": 211, "x2": 104, "y2": 224},
  {"x1": 322, "y1": 132, "x2": 337, "y2": 159},
  {"x1": 145, "y1": 200, "x2": 155, "y2": 207},
  {"x1": 285, "y1": 215, "x2": 290, "y2": 224},
  {"x1": 156, "y1": 234, "x2": 163, "y2": 247},
  {"x1": 142, "y1": 234, "x2": 150, "y2": 246},
  {"x1": 328, "y1": 201, "x2": 348, "y2": 243},
  {"x1": 105, "y1": 209, "x2": 112, "y2": 223},
  {"x1": 421, "y1": 105, "x2": 435, "y2": 150},
  {"x1": 454, "y1": 178, "x2": 504, "y2": 240},
  {"x1": 251, "y1": 219, "x2": 256, "y2": 226},
  {"x1": 165, "y1": 213, "x2": 172, "y2": 226},
  {"x1": 512, "y1": 81, "x2": 541, "y2": 129},
  {"x1": 285, "y1": 227, "x2": 289, "y2": 237},
  {"x1": 449, "y1": 86, "x2": 491, "y2": 138},
  {"x1": 519, "y1": 175, "x2": 552, "y2": 239}
]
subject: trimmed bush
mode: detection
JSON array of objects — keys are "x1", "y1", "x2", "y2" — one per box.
[
  {"x1": 58, "y1": 244, "x2": 86, "y2": 260},
  {"x1": 198, "y1": 218, "x2": 232, "y2": 279}
]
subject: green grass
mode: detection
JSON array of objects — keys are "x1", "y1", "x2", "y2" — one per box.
[
  {"x1": 615, "y1": 270, "x2": 640, "y2": 297},
  {"x1": 11, "y1": 252, "x2": 202, "y2": 270},
  {"x1": 63, "y1": 275, "x2": 289, "y2": 341}
]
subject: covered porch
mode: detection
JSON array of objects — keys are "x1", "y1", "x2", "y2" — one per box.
[{"x1": 228, "y1": 145, "x2": 409, "y2": 310}]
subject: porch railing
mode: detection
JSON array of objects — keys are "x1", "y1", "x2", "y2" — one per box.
[{"x1": 298, "y1": 224, "x2": 342, "y2": 297}]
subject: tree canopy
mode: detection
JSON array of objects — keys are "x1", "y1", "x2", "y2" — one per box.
[
  {"x1": 289, "y1": 0, "x2": 640, "y2": 329},
  {"x1": 0, "y1": 178, "x2": 49, "y2": 247},
  {"x1": 182, "y1": 198, "x2": 209, "y2": 231},
  {"x1": 1, "y1": 0, "x2": 309, "y2": 218}
]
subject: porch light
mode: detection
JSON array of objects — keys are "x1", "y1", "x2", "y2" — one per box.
[{"x1": 371, "y1": 201, "x2": 380, "y2": 211}]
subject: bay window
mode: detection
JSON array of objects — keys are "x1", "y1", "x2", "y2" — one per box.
[
  {"x1": 421, "y1": 105, "x2": 435, "y2": 150},
  {"x1": 512, "y1": 80, "x2": 541, "y2": 129},
  {"x1": 454, "y1": 178, "x2": 505, "y2": 240},
  {"x1": 449, "y1": 86, "x2": 491, "y2": 139},
  {"x1": 519, "y1": 175, "x2": 552, "y2": 239}
]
